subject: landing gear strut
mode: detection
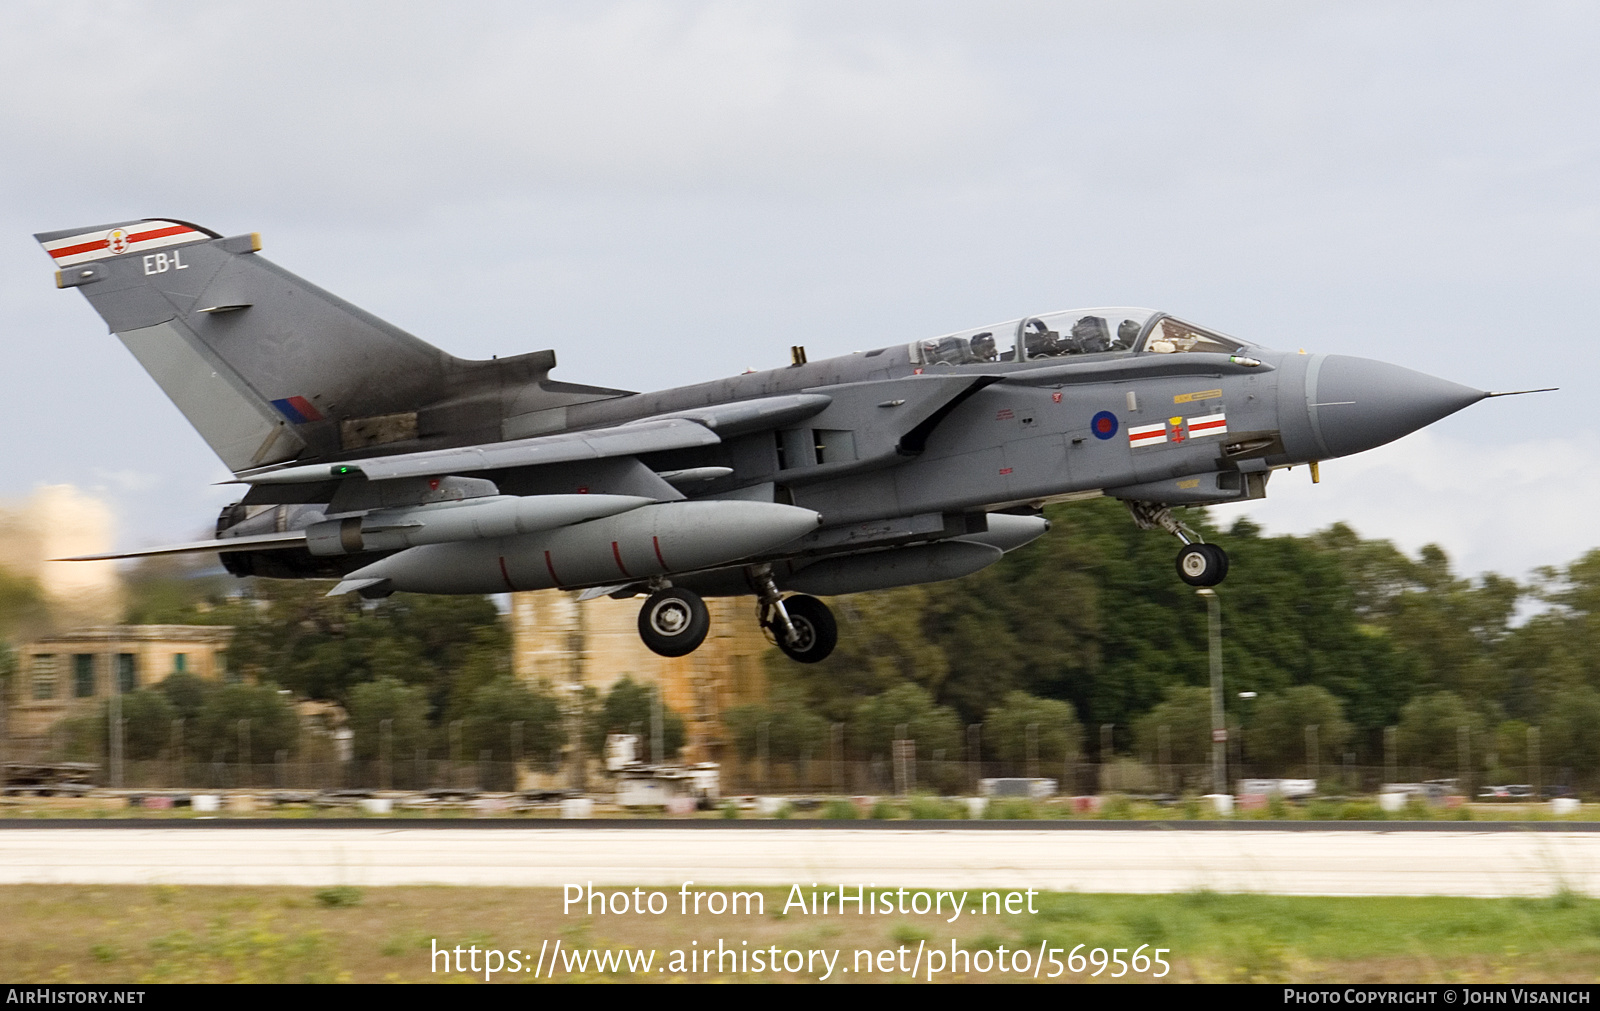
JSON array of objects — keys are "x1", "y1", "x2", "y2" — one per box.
[
  {"x1": 749, "y1": 564, "x2": 839, "y2": 663},
  {"x1": 769, "y1": 594, "x2": 838, "y2": 663},
  {"x1": 637, "y1": 586, "x2": 710, "y2": 657},
  {"x1": 1126, "y1": 501, "x2": 1229, "y2": 587}
]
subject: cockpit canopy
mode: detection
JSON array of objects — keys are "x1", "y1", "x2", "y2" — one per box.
[{"x1": 909, "y1": 308, "x2": 1259, "y2": 366}]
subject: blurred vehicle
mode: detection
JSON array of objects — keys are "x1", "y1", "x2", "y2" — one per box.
[
  {"x1": 606, "y1": 734, "x2": 720, "y2": 809},
  {"x1": 2, "y1": 762, "x2": 97, "y2": 796},
  {"x1": 1238, "y1": 778, "x2": 1317, "y2": 799},
  {"x1": 1477, "y1": 784, "x2": 1563, "y2": 801}
]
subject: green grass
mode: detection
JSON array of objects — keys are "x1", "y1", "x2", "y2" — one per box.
[
  {"x1": 3, "y1": 885, "x2": 1600, "y2": 982},
  {"x1": 983, "y1": 798, "x2": 1037, "y2": 819},
  {"x1": 312, "y1": 886, "x2": 363, "y2": 909},
  {"x1": 906, "y1": 794, "x2": 964, "y2": 820},
  {"x1": 1021, "y1": 891, "x2": 1600, "y2": 981},
  {"x1": 820, "y1": 798, "x2": 858, "y2": 819}
]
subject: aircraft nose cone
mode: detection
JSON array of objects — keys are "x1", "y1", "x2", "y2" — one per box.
[{"x1": 1309, "y1": 355, "x2": 1487, "y2": 458}]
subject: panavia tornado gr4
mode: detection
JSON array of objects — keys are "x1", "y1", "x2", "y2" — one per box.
[{"x1": 36, "y1": 219, "x2": 1543, "y2": 663}]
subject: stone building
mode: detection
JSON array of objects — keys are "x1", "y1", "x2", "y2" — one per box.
[
  {"x1": 6, "y1": 625, "x2": 234, "y2": 741},
  {"x1": 509, "y1": 591, "x2": 771, "y2": 763}
]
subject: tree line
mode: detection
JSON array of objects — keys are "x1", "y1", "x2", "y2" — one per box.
[
  {"x1": 49, "y1": 572, "x2": 685, "y2": 768},
  {"x1": 16, "y1": 495, "x2": 1600, "y2": 782},
  {"x1": 767, "y1": 498, "x2": 1600, "y2": 779}
]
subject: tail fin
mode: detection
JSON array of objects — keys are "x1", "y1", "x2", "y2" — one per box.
[{"x1": 36, "y1": 219, "x2": 461, "y2": 473}]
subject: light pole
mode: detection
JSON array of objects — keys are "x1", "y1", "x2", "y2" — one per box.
[
  {"x1": 562, "y1": 683, "x2": 587, "y2": 792},
  {"x1": 1197, "y1": 588, "x2": 1225, "y2": 796},
  {"x1": 1237, "y1": 691, "x2": 1257, "y2": 772},
  {"x1": 109, "y1": 656, "x2": 123, "y2": 789}
]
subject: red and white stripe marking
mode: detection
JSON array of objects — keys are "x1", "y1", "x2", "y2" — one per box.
[
  {"x1": 1187, "y1": 412, "x2": 1228, "y2": 438},
  {"x1": 41, "y1": 220, "x2": 210, "y2": 267},
  {"x1": 1128, "y1": 422, "x2": 1168, "y2": 447}
]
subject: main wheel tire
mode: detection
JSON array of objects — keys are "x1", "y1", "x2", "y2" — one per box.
[
  {"x1": 773, "y1": 594, "x2": 838, "y2": 664},
  {"x1": 1176, "y1": 543, "x2": 1228, "y2": 587},
  {"x1": 638, "y1": 587, "x2": 710, "y2": 657}
]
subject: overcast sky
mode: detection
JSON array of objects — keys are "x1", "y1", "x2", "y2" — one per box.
[{"x1": 2, "y1": 2, "x2": 1594, "y2": 583}]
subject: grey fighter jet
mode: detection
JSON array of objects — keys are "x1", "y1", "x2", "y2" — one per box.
[{"x1": 36, "y1": 219, "x2": 1542, "y2": 663}]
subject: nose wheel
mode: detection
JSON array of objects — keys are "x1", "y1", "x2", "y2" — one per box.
[
  {"x1": 1176, "y1": 543, "x2": 1229, "y2": 586},
  {"x1": 638, "y1": 587, "x2": 711, "y2": 657}
]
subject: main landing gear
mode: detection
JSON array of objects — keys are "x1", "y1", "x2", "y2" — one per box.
[
  {"x1": 637, "y1": 586, "x2": 710, "y2": 657},
  {"x1": 1126, "y1": 501, "x2": 1230, "y2": 587},
  {"x1": 633, "y1": 572, "x2": 840, "y2": 662},
  {"x1": 751, "y1": 564, "x2": 839, "y2": 663},
  {"x1": 766, "y1": 593, "x2": 838, "y2": 663}
]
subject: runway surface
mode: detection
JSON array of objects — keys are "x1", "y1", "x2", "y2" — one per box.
[{"x1": 1, "y1": 824, "x2": 1597, "y2": 896}]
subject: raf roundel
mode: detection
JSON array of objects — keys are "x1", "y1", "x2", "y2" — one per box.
[{"x1": 1091, "y1": 410, "x2": 1119, "y2": 440}]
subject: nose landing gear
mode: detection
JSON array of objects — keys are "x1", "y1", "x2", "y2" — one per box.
[
  {"x1": 1126, "y1": 501, "x2": 1230, "y2": 587},
  {"x1": 1175, "y1": 542, "x2": 1229, "y2": 587}
]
